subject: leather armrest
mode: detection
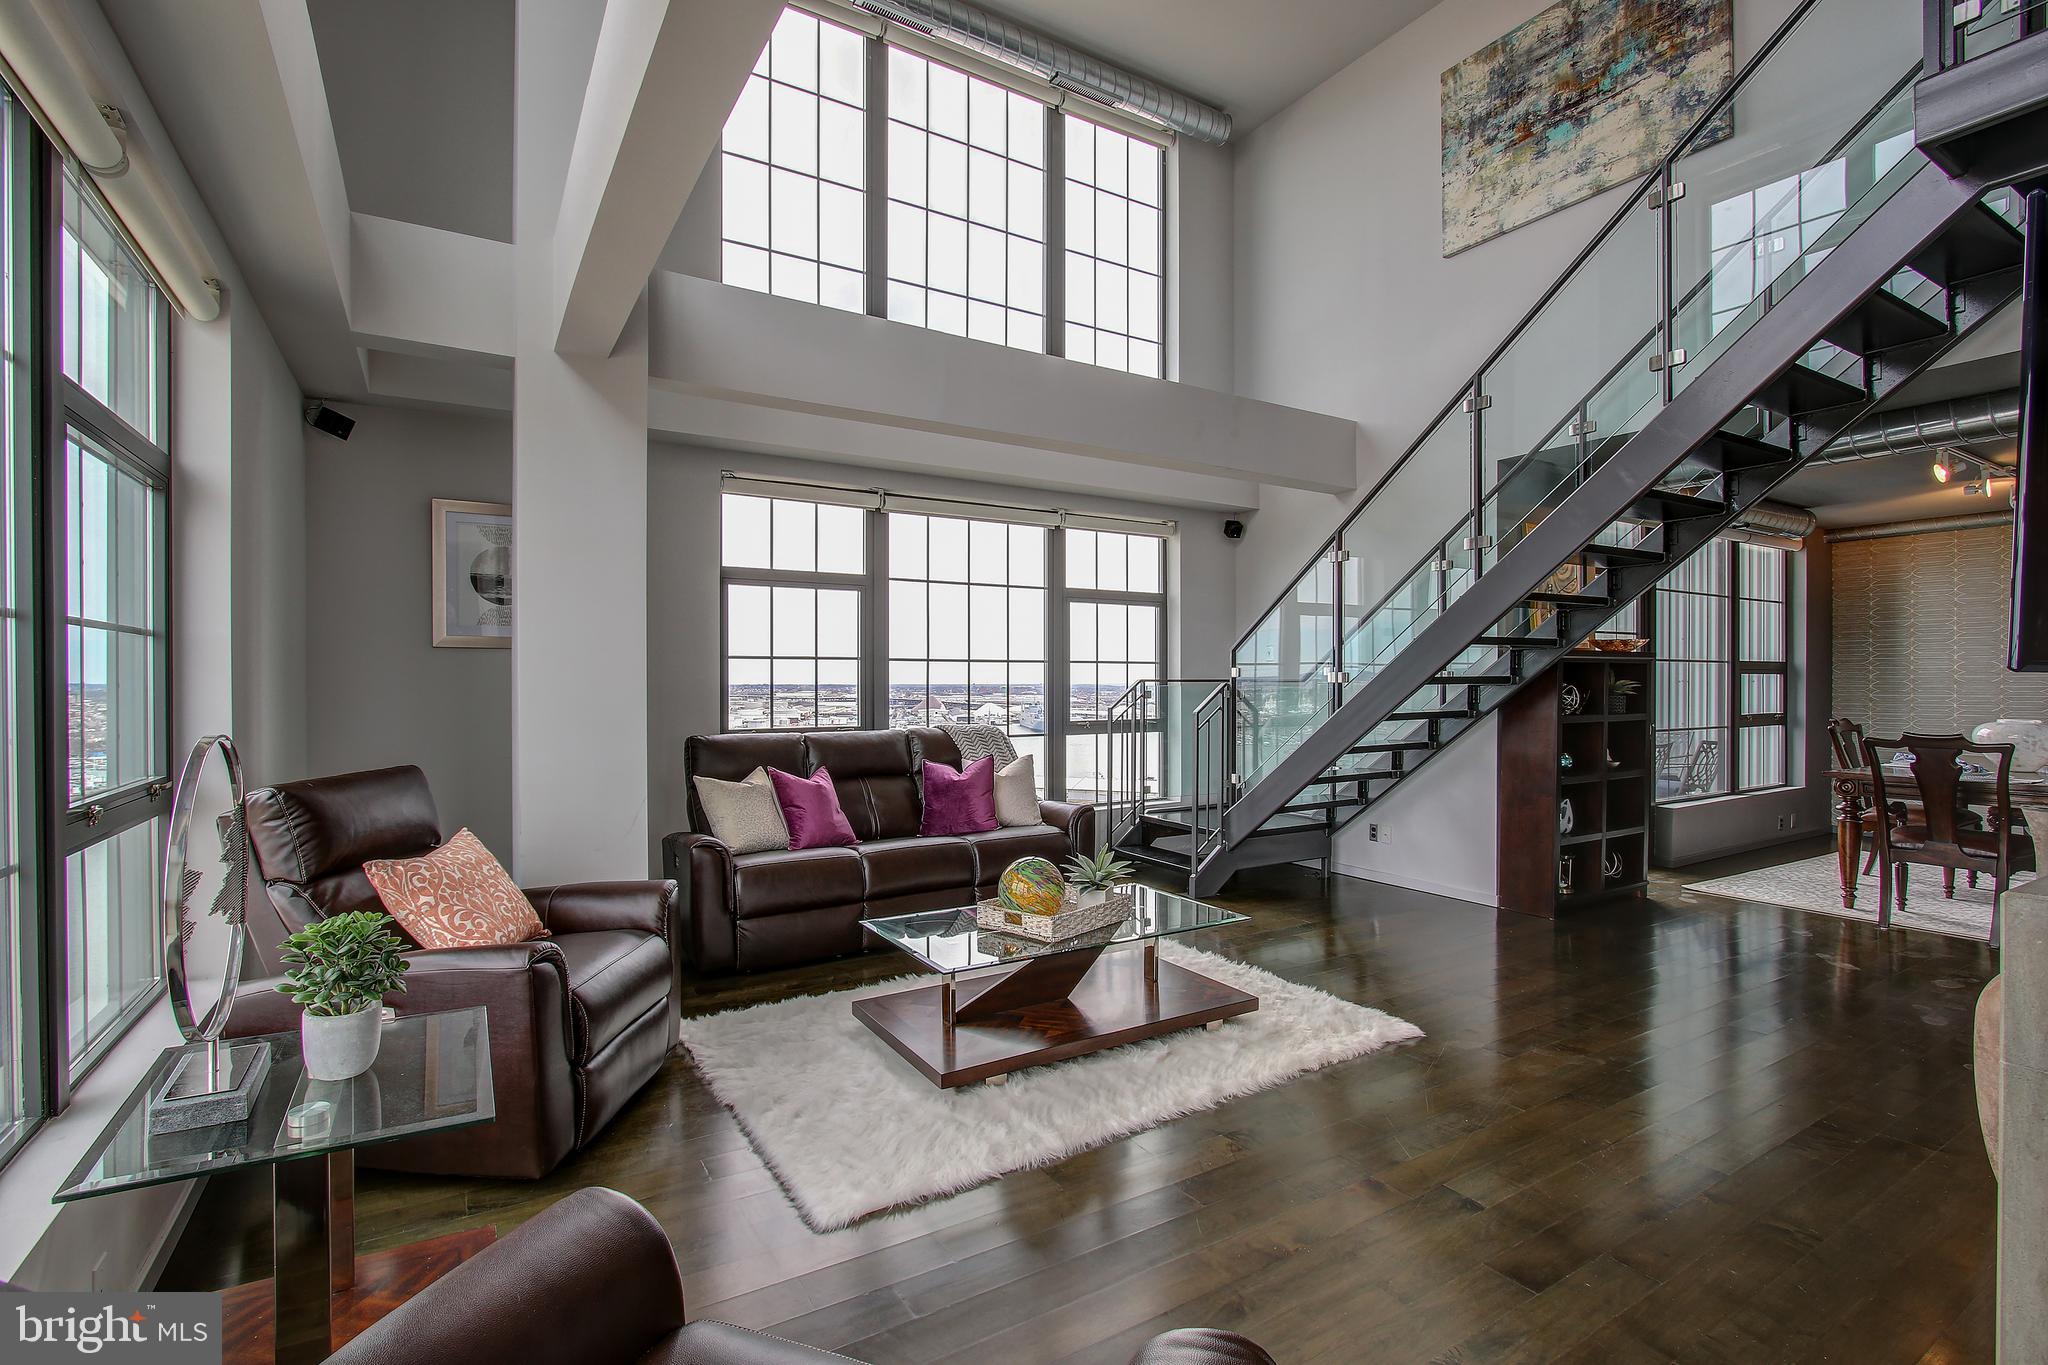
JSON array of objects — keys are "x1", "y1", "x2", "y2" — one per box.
[
  {"x1": 228, "y1": 942, "x2": 568, "y2": 1039},
  {"x1": 1039, "y1": 799, "x2": 1096, "y2": 856},
  {"x1": 329, "y1": 1187, "x2": 684, "y2": 1365},
  {"x1": 663, "y1": 832, "x2": 738, "y2": 974},
  {"x1": 525, "y1": 881, "x2": 677, "y2": 940}
]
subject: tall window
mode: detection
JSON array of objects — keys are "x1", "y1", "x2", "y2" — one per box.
[
  {"x1": 716, "y1": 486, "x2": 1171, "y2": 797},
  {"x1": 721, "y1": 7, "x2": 868, "y2": 312},
  {"x1": 884, "y1": 49, "x2": 1046, "y2": 348},
  {"x1": 1061, "y1": 116, "x2": 1164, "y2": 377},
  {"x1": 720, "y1": 493, "x2": 866, "y2": 729},
  {"x1": 887, "y1": 512, "x2": 1048, "y2": 767},
  {"x1": 723, "y1": 11, "x2": 1172, "y2": 372},
  {"x1": 1064, "y1": 530, "x2": 1164, "y2": 800},
  {"x1": 0, "y1": 85, "x2": 37, "y2": 1164},
  {"x1": 57, "y1": 174, "x2": 170, "y2": 1079},
  {"x1": 1654, "y1": 540, "x2": 1792, "y2": 803}
]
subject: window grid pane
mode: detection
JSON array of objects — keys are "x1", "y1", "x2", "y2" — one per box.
[
  {"x1": 721, "y1": 9, "x2": 867, "y2": 312},
  {"x1": 1062, "y1": 114, "x2": 1163, "y2": 377},
  {"x1": 61, "y1": 174, "x2": 164, "y2": 443},
  {"x1": 1652, "y1": 539, "x2": 1793, "y2": 802},
  {"x1": 887, "y1": 511, "x2": 1048, "y2": 737},
  {"x1": 0, "y1": 88, "x2": 31, "y2": 1153},
  {"x1": 66, "y1": 433, "x2": 163, "y2": 805},
  {"x1": 885, "y1": 48, "x2": 1047, "y2": 352},
  {"x1": 65, "y1": 816, "x2": 162, "y2": 1069},
  {"x1": 1064, "y1": 532, "x2": 1165, "y2": 800}
]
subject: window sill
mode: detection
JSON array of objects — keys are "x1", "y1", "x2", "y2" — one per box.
[{"x1": 0, "y1": 998, "x2": 188, "y2": 1285}]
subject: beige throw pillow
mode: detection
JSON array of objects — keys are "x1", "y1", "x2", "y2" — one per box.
[
  {"x1": 995, "y1": 753, "x2": 1041, "y2": 827},
  {"x1": 694, "y1": 766, "x2": 791, "y2": 853}
]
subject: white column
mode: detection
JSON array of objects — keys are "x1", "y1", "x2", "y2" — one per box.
[{"x1": 511, "y1": 0, "x2": 651, "y2": 882}]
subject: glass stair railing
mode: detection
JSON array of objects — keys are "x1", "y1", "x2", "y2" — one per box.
[{"x1": 1154, "y1": 0, "x2": 2026, "y2": 891}]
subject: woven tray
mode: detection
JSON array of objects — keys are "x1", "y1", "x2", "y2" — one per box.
[{"x1": 974, "y1": 891, "x2": 1135, "y2": 942}]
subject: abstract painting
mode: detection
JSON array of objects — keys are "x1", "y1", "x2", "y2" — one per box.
[{"x1": 1442, "y1": 0, "x2": 1733, "y2": 256}]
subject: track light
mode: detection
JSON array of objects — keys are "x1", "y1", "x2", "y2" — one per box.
[{"x1": 1932, "y1": 451, "x2": 1956, "y2": 483}]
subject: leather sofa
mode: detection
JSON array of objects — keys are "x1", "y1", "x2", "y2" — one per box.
[
  {"x1": 327, "y1": 1187, "x2": 1275, "y2": 1365},
  {"x1": 229, "y1": 766, "x2": 680, "y2": 1180},
  {"x1": 663, "y1": 728, "x2": 1095, "y2": 974}
]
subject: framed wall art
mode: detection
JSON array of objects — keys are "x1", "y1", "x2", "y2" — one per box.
[{"x1": 431, "y1": 498, "x2": 512, "y2": 648}]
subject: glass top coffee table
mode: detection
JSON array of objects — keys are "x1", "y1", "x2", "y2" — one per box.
[{"x1": 857, "y1": 884, "x2": 1254, "y2": 1088}]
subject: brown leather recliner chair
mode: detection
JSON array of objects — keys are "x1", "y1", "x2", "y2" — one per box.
[
  {"x1": 229, "y1": 766, "x2": 680, "y2": 1180},
  {"x1": 327, "y1": 1187, "x2": 1275, "y2": 1365},
  {"x1": 663, "y1": 728, "x2": 1095, "y2": 974}
]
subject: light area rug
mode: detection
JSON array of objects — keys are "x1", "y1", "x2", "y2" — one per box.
[
  {"x1": 677, "y1": 940, "x2": 1422, "y2": 1232},
  {"x1": 1686, "y1": 850, "x2": 2033, "y2": 941}
]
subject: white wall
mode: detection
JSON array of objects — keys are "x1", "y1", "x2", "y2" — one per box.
[
  {"x1": 1225, "y1": 0, "x2": 1827, "y2": 903},
  {"x1": 302, "y1": 404, "x2": 515, "y2": 854}
]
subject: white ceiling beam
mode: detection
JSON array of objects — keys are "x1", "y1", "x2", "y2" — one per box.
[
  {"x1": 349, "y1": 213, "x2": 515, "y2": 364},
  {"x1": 550, "y1": 0, "x2": 779, "y2": 356},
  {"x1": 649, "y1": 271, "x2": 1359, "y2": 494},
  {"x1": 650, "y1": 387, "x2": 1263, "y2": 512}
]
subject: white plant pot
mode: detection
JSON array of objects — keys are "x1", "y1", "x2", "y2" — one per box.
[
  {"x1": 1071, "y1": 886, "x2": 1112, "y2": 909},
  {"x1": 1972, "y1": 719, "x2": 2048, "y2": 773},
  {"x1": 301, "y1": 1004, "x2": 383, "y2": 1081}
]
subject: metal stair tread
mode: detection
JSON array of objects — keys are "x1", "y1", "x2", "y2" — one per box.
[
  {"x1": 1907, "y1": 202, "x2": 2024, "y2": 286},
  {"x1": 1818, "y1": 287, "x2": 1951, "y2": 355}
]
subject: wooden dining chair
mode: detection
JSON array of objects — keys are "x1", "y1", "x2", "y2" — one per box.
[
  {"x1": 1862, "y1": 733, "x2": 2038, "y2": 945},
  {"x1": 1829, "y1": 718, "x2": 1892, "y2": 876}
]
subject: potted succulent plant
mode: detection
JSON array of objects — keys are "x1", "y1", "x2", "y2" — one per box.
[
  {"x1": 276, "y1": 911, "x2": 410, "y2": 1081},
  {"x1": 1063, "y1": 848, "x2": 1137, "y2": 910}
]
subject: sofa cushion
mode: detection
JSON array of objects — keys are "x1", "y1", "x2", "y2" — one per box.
[
  {"x1": 732, "y1": 846, "x2": 866, "y2": 918},
  {"x1": 686, "y1": 734, "x2": 807, "y2": 833},
  {"x1": 962, "y1": 824, "x2": 1074, "y2": 886},
  {"x1": 859, "y1": 836, "x2": 976, "y2": 900},
  {"x1": 692, "y1": 767, "x2": 789, "y2": 854},
  {"x1": 802, "y1": 731, "x2": 920, "y2": 841},
  {"x1": 555, "y1": 930, "x2": 671, "y2": 1062}
]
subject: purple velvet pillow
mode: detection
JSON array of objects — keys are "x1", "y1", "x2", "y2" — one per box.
[
  {"x1": 768, "y1": 766, "x2": 858, "y2": 849},
  {"x1": 921, "y1": 755, "x2": 998, "y2": 836}
]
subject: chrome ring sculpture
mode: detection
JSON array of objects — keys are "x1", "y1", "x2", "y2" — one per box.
[{"x1": 160, "y1": 733, "x2": 250, "y2": 1043}]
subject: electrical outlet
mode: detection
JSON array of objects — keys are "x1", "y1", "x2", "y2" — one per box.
[
  {"x1": 91, "y1": 1252, "x2": 109, "y2": 1292},
  {"x1": 1776, "y1": 815, "x2": 1787, "y2": 831},
  {"x1": 1368, "y1": 823, "x2": 1380, "y2": 842}
]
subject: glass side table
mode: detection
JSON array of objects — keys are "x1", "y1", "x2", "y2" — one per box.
[{"x1": 55, "y1": 1007, "x2": 494, "y2": 1365}]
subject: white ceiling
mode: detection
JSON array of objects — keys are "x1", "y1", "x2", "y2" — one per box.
[{"x1": 980, "y1": 0, "x2": 1445, "y2": 131}]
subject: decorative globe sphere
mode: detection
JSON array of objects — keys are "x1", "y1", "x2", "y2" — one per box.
[{"x1": 998, "y1": 856, "x2": 1065, "y2": 917}]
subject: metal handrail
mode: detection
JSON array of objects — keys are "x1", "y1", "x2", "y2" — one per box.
[{"x1": 1231, "y1": 0, "x2": 1829, "y2": 660}]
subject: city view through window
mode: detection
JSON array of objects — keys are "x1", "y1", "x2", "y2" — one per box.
[{"x1": 721, "y1": 491, "x2": 1165, "y2": 797}]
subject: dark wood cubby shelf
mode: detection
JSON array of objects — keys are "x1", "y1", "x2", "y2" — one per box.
[{"x1": 1497, "y1": 648, "x2": 1655, "y2": 919}]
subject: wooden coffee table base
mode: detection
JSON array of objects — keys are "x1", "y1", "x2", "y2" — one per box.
[{"x1": 853, "y1": 943, "x2": 1258, "y2": 1088}]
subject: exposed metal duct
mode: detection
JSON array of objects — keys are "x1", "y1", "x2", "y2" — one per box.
[
  {"x1": 851, "y1": 0, "x2": 1233, "y2": 144},
  {"x1": 1733, "y1": 500, "x2": 1818, "y2": 538},
  {"x1": 1827, "y1": 512, "x2": 2014, "y2": 542},
  {"x1": 1811, "y1": 389, "x2": 2022, "y2": 463}
]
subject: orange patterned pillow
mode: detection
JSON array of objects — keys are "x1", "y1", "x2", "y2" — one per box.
[{"x1": 362, "y1": 828, "x2": 547, "y2": 949}]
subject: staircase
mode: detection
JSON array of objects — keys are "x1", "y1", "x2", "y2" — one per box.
[{"x1": 1104, "y1": 0, "x2": 2045, "y2": 898}]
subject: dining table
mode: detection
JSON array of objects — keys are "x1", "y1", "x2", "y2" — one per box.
[{"x1": 1827, "y1": 766, "x2": 2048, "y2": 909}]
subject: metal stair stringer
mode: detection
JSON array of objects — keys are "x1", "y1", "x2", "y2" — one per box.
[{"x1": 1193, "y1": 155, "x2": 1997, "y2": 897}]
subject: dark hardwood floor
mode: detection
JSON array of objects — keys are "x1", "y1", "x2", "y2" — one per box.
[{"x1": 163, "y1": 849, "x2": 2000, "y2": 1363}]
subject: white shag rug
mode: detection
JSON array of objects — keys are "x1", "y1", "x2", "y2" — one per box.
[
  {"x1": 678, "y1": 940, "x2": 1422, "y2": 1232},
  {"x1": 1687, "y1": 850, "x2": 2033, "y2": 941}
]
